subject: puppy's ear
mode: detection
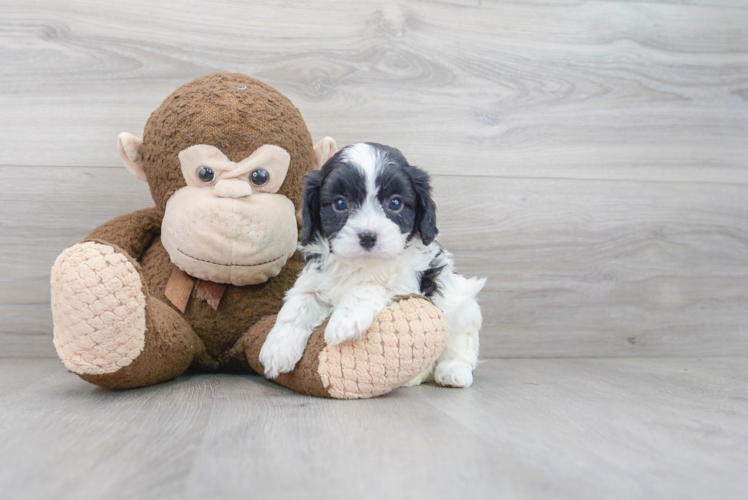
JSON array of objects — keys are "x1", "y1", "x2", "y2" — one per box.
[
  {"x1": 406, "y1": 165, "x2": 438, "y2": 245},
  {"x1": 300, "y1": 169, "x2": 326, "y2": 245}
]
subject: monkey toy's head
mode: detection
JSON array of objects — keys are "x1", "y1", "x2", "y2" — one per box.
[{"x1": 117, "y1": 72, "x2": 331, "y2": 286}]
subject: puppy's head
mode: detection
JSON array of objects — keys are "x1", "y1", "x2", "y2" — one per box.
[{"x1": 300, "y1": 143, "x2": 437, "y2": 260}]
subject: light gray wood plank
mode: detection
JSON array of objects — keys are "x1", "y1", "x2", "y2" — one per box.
[
  {"x1": 0, "y1": 361, "x2": 215, "y2": 499},
  {"x1": 1, "y1": 0, "x2": 746, "y2": 183},
  {"x1": 0, "y1": 166, "x2": 154, "y2": 357},
  {"x1": 437, "y1": 175, "x2": 748, "y2": 358},
  {"x1": 0, "y1": 358, "x2": 62, "y2": 397},
  {"x1": 0, "y1": 358, "x2": 746, "y2": 500},
  {"x1": 179, "y1": 374, "x2": 533, "y2": 500},
  {"x1": 1, "y1": 166, "x2": 747, "y2": 358},
  {"x1": 418, "y1": 357, "x2": 748, "y2": 500}
]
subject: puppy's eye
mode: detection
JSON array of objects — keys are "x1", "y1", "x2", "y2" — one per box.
[
  {"x1": 197, "y1": 166, "x2": 215, "y2": 183},
  {"x1": 250, "y1": 168, "x2": 269, "y2": 186},
  {"x1": 333, "y1": 197, "x2": 348, "y2": 212},
  {"x1": 388, "y1": 196, "x2": 403, "y2": 212}
]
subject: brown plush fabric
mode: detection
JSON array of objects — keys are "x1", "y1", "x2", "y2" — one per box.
[
  {"x1": 140, "y1": 238, "x2": 306, "y2": 367},
  {"x1": 85, "y1": 207, "x2": 163, "y2": 261},
  {"x1": 78, "y1": 298, "x2": 205, "y2": 389},
  {"x1": 142, "y1": 72, "x2": 314, "y2": 214},
  {"x1": 244, "y1": 314, "x2": 331, "y2": 398}
]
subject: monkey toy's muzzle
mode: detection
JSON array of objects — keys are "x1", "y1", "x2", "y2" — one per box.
[{"x1": 161, "y1": 187, "x2": 298, "y2": 286}]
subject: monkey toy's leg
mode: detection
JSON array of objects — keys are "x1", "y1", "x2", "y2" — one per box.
[
  {"x1": 51, "y1": 209, "x2": 206, "y2": 389},
  {"x1": 241, "y1": 295, "x2": 448, "y2": 399}
]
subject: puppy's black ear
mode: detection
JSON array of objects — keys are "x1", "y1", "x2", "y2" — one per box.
[
  {"x1": 406, "y1": 165, "x2": 438, "y2": 245},
  {"x1": 300, "y1": 169, "x2": 326, "y2": 245}
]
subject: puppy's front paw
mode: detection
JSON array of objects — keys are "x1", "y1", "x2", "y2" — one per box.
[
  {"x1": 324, "y1": 309, "x2": 373, "y2": 345},
  {"x1": 259, "y1": 324, "x2": 308, "y2": 379},
  {"x1": 434, "y1": 360, "x2": 474, "y2": 388}
]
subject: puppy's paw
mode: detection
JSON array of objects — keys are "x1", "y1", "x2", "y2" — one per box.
[
  {"x1": 324, "y1": 309, "x2": 373, "y2": 345},
  {"x1": 403, "y1": 367, "x2": 434, "y2": 388},
  {"x1": 259, "y1": 324, "x2": 309, "y2": 379},
  {"x1": 434, "y1": 359, "x2": 474, "y2": 388}
]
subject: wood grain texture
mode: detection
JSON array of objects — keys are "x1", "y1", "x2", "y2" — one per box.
[
  {"x1": 0, "y1": 357, "x2": 746, "y2": 500},
  {"x1": 1, "y1": 0, "x2": 747, "y2": 182},
  {"x1": 1, "y1": 0, "x2": 747, "y2": 358},
  {"x1": 2, "y1": 166, "x2": 746, "y2": 358}
]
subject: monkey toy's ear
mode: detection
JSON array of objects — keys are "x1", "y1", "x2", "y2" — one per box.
[
  {"x1": 313, "y1": 136, "x2": 337, "y2": 170},
  {"x1": 117, "y1": 132, "x2": 147, "y2": 182}
]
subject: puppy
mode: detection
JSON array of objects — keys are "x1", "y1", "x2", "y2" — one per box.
[{"x1": 259, "y1": 143, "x2": 486, "y2": 388}]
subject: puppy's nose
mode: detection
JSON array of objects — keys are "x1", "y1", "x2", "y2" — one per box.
[{"x1": 358, "y1": 231, "x2": 377, "y2": 250}]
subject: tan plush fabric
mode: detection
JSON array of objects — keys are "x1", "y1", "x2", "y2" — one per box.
[
  {"x1": 51, "y1": 242, "x2": 147, "y2": 375},
  {"x1": 160, "y1": 189, "x2": 298, "y2": 285},
  {"x1": 179, "y1": 144, "x2": 290, "y2": 194},
  {"x1": 117, "y1": 132, "x2": 146, "y2": 182},
  {"x1": 318, "y1": 296, "x2": 447, "y2": 399},
  {"x1": 244, "y1": 295, "x2": 447, "y2": 399},
  {"x1": 313, "y1": 136, "x2": 338, "y2": 170},
  {"x1": 78, "y1": 297, "x2": 208, "y2": 390}
]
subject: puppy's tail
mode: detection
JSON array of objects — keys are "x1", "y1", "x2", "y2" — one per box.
[{"x1": 460, "y1": 276, "x2": 487, "y2": 299}]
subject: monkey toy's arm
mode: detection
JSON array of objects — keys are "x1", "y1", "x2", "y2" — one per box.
[{"x1": 84, "y1": 207, "x2": 163, "y2": 262}]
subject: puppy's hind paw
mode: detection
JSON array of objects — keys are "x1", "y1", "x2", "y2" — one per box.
[
  {"x1": 434, "y1": 360, "x2": 474, "y2": 388},
  {"x1": 403, "y1": 365, "x2": 435, "y2": 388}
]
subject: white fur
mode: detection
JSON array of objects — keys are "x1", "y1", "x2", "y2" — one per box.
[
  {"x1": 330, "y1": 199, "x2": 407, "y2": 261},
  {"x1": 259, "y1": 144, "x2": 486, "y2": 387}
]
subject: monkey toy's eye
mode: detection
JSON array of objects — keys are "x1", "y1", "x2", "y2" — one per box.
[
  {"x1": 250, "y1": 168, "x2": 269, "y2": 186},
  {"x1": 333, "y1": 197, "x2": 348, "y2": 212},
  {"x1": 388, "y1": 196, "x2": 403, "y2": 212},
  {"x1": 197, "y1": 166, "x2": 215, "y2": 183}
]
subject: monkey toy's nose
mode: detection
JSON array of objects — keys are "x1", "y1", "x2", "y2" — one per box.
[
  {"x1": 358, "y1": 231, "x2": 377, "y2": 250},
  {"x1": 214, "y1": 179, "x2": 252, "y2": 198}
]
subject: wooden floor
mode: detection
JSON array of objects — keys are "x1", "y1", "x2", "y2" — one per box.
[{"x1": 1, "y1": 357, "x2": 746, "y2": 500}]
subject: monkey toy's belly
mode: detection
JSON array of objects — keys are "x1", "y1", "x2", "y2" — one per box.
[{"x1": 139, "y1": 236, "x2": 305, "y2": 367}]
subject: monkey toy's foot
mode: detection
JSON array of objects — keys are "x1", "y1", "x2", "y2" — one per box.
[
  {"x1": 51, "y1": 242, "x2": 147, "y2": 376},
  {"x1": 245, "y1": 295, "x2": 448, "y2": 399},
  {"x1": 51, "y1": 241, "x2": 202, "y2": 389}
]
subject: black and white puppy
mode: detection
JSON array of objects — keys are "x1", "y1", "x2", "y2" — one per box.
[{"x1": 259, "y1": 143, "x2": 486, "y2": 388}]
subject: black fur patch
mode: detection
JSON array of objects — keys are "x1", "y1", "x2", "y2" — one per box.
[
  {"x1": 304, "y1": 253, "x2": 321, "y2": 263},
  {"x1": 367, "y1": 143, "x2": 438, "y2": 245},
  {"x1": 318, "y1": 162, "x2": 366, "y2": 239},
  {"x1": 418, "y1": 262, "x2": 445, "y2": 298},
  {"x1": 300, "y1": 151, "x2": 367, "y2": 245}
]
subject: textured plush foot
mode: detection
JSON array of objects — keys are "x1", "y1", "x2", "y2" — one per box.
[
  {"x1": 245, "y1": 295, "x2": 448, "y2": 399},
  {"x1": 434, "y1": 359, "x2": 474, "y2": 388},
  {"x1": 51, "y1": 242, "x2": 147, "y2": 375}
]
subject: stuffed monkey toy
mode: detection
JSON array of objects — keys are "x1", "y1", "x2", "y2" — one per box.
[{"x1": 50, "y1": 72, "x2": 447, "y2": 399}]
